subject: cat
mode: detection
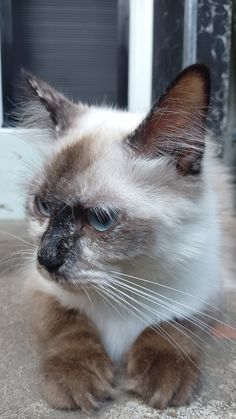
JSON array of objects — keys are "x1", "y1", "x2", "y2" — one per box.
[{"x1": 20, "y1": 64, "x2": 234, "y2": 412}]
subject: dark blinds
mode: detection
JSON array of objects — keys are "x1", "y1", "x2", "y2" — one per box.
[{"x1": 1, "y1": 0, "x2": 125, "y2": 123}]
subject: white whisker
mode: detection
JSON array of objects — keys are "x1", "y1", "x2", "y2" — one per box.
[
  {"x1": 83, "y1": 286, "x2": 94, "y2": 311},
  {"x1": 110, "y1": 276, "x2": 232, "y2": 353},
  {"x1": 106, "y1": 282, "x2": 208, "y2": 379},
  {"x1": 0, "y1": 230, "x2": 34, "y2": 248},
  {"x1": 94, "y1": 285, "x2": 127, "y2": 320},
  {"x1": 107, "y1": 282, "x2": 203, "y2": 351},
  {"x1": 110, "y1": 274, "x2": 235, "y2": 348},
  {"x1": 110, "y1": 270, "x2": 236, "y2": 330}
]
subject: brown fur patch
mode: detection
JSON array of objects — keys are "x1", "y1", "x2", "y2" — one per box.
[
  {"x1": 125, "y1": 320, "x2": 203, "y2": 409},
  {"x1": 42, "y1": 139, "x2": 94, "y2": 200},
  {"x1": 54, "y1": 138, "x2": 94, "y2": 174},
  {"x1": 29, "y1": 291, "x2": 115, "y2": 412}
]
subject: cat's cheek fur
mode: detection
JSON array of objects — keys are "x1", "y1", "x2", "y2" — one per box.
[{"x1": 28, "y1": 217, "x2": 49, "y2": 243}]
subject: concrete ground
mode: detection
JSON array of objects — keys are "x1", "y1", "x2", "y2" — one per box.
[{"x1": 0, "y1": 221, "x2": 236, "y2": 419}]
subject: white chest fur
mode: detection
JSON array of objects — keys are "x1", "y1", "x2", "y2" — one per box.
[
  {"x1": 30, "y1": 273, "x2": 148, "y2": 360},
  {"x1": 29, "y1": 232, "x2": 219, "y2": 362}
]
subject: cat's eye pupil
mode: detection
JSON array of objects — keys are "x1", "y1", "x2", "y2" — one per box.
[
  {"x1": 35, "y1": 196, "x2": 50, "y2": 217},
  {"x1": 87, "y1": 209, "x2": 117, "y2": 232}
]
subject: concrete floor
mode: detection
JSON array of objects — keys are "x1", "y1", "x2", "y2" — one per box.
[{"x1": 0, "y1": 221, "x2": 236, "y2": 419}]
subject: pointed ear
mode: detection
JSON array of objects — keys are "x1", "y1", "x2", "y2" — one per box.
[
  {"x1": 126, "y1": 64, "x2": 211, "y2": 175},
  {"x1": 21, "y1": 70, "x2": 81, "y2": 136}
]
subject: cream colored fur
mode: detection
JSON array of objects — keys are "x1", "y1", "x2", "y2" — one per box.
[{"x1": 24, "y1": 105, "x2": 235, "y2": 361}]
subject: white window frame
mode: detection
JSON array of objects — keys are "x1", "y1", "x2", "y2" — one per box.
[{"x1": 128, "y1": 0, "x2": 154, "y2": 113}]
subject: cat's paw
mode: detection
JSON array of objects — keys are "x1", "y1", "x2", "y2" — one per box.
[
  {"x1": 125, "y1": 346, "x2": 201, "y2": 409},
  {"x1": 40, "y1": 345, "x2": 115, "y2": 412}
]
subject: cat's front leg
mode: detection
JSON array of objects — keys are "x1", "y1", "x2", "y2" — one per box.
[
  {"x1": 125, "y1": 321, "x2": 202, "y2": 409},
  {"x1": 30, "y1": 291, "x2": 114, "y2": 412}
]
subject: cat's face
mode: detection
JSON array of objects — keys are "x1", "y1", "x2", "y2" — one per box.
[
  {"x1": 26, "y1": 130, "x2": 156, "y2": 286},
  {"x1": 23, "y1": 65, "x2": 210, "y2": 288}
]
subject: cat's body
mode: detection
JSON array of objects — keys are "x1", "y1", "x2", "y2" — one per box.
[
  {"x1": 22, "y1": 65, "x2": 234, "y2": 411},
  {"x1": 28, "y1": 106, "x2": 220, "y2": 362}
]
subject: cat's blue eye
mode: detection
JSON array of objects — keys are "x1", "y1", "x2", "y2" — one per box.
[
  {"x1": 34, "y1": 196, "x2": 50, "y2": 217},
  {"x1": 87, "y1": 209, "x2": 118, "y2": 232}
]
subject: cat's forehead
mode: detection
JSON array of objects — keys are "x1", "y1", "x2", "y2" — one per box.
[
  {"x1": 40, "y1": 134, "x2": 126, "y2": 207},
  {"x1": 70, "y1": 106, "x2": 143, "y2": 143},
  {"x1": 38, "y1": 107, "x2": 144, "y2": 206}
]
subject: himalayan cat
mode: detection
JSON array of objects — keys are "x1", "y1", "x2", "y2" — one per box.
[{"x1": 20, "y1": 64, "x2": 234, "y2": 412}]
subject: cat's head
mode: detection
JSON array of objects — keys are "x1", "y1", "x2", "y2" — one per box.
[{"x1": 22, "y1": 65, "x2": 210, "y2": 288}]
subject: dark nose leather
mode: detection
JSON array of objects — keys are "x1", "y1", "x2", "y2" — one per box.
[{"x1": 37, "y1": 253, "x2": 64, "y2": 273}]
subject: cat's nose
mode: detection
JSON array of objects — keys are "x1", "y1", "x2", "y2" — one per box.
[{"x1": 37, "y1": 252, "x2": 64, "y2": 273}]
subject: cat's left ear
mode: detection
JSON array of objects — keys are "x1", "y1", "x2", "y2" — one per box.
[
  {"x1": 126, "y1": 64, "x2": 211, "y2": 175},
  {"x1": 21, "y1": 71, "x2": 83, "y2": 137}
]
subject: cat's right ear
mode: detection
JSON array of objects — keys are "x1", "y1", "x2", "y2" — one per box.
[
  {"x1": 125, "y1": 64, "x2": 210, "y2": 176},
  {"x1": 20, "y1": 70, "x2": 85, "y2": 137}
]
